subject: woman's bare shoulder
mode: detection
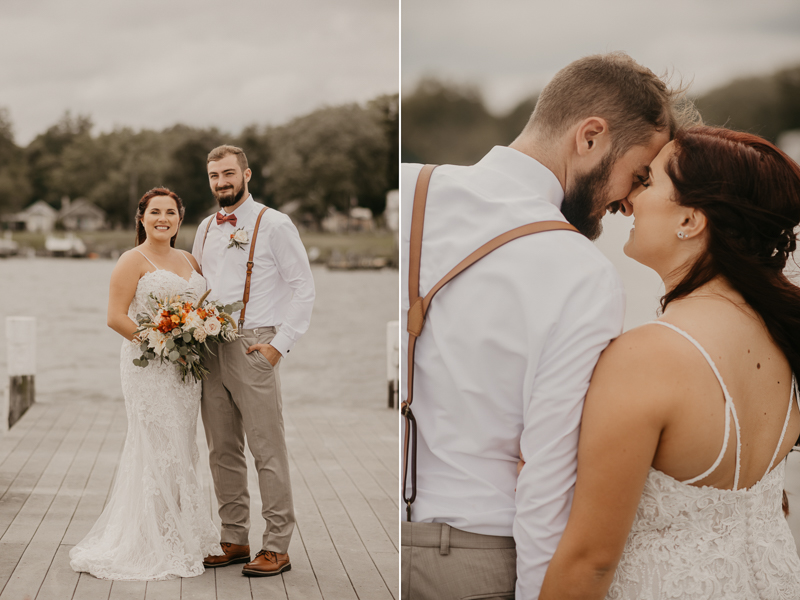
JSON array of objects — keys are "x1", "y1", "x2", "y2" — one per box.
[
  {"x1": 590, "y1": 321, "x2": 712, "y2": 412},
  {"x1": 112, "y1": 249, "x2": 148, "y2": 277},
  {"x1": 178, "y1": 249, "x2": 201, "y2": 271},
  {"x1": 602, "y1": 322, "x2": 694, "y2": 369}
]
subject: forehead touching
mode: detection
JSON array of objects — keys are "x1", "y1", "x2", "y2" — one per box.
[
  {"x1": 619, "y1": 129, "x2": 671, "y2": 176},
  {"x1": 648, "y1": 140, "x2": 676, "y2": 176}
]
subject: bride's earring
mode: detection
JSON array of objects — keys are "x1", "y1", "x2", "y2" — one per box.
[{"x1": 677, "y1": 231, "x2": 685, "y2": 239}]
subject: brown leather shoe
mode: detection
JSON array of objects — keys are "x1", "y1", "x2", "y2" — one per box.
[
  {"x1": 241, "y1": 550, "x2": 291, "y2": 577},
  {"x1": 203, "y1": 543, "x2": 251, "y2": 567}
]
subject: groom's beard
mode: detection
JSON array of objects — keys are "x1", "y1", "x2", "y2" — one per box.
[
  {"x1": 561, "y1": 153, "x2": 613, "y2": 241},
  {"x1": 213, "y1": 175, "x2": 246, "y2": 207}
]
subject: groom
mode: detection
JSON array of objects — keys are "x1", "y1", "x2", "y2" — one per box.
[
  {"x1": 192, "y1": 145, "x2": 315, "y2": 576},
  {"x1": 401, "y1": 52, "x2": 690, "y2": 599}
]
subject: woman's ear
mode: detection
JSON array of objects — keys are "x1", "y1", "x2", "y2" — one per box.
[{"x1": 679, "y1": 208, "x2": 707, "y2": 240}]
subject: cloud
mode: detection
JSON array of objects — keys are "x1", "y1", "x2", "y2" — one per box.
[
  {"x1": 0, "y1": 0, "x2": 398, "y2": 144},
  {"x1": 402, "y1": 0, "x2": 800, "y2": 114}
]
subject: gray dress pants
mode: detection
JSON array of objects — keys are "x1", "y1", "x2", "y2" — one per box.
[
  {"x1": 201, "y1": 327, "x2": 294, "y2": 553},
  {"x1": 402, "y1": 521, "x2": 516, "y2": 600}
]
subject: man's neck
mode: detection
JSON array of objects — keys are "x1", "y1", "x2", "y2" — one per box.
[
  {"x1": 222, "y1": 192, "x2": 250, "y2": 214},
  {"x1": 509, "y1": 134, "x2": 567, "y2": 191}
]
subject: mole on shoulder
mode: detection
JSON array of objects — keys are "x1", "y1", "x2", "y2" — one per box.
[{"x1": 757, "y1": 363, "x2": 761, "y2": 369}]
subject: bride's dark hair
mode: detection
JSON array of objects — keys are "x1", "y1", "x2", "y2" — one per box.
[
  {"x1": 134, "y1": 188, "x2": 185, "y2": 247},
  {"x1": 662, "y1": 126, "x2": 800, "y2": 446}
]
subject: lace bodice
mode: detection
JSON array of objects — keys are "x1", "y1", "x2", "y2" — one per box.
[
  {"x1": 70, "y1": 257, "x2": 222, "y2": 580},
  {"x1": 607, "y1": 322, "x2": 800, "y2": 599},
  {"x1": 128, "y1": 268, "x2": 206, "y2": 320}
]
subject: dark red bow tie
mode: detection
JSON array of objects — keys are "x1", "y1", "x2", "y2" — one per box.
[{"x1": 216, "y1": 212, "x2": 237, "y2": 226}]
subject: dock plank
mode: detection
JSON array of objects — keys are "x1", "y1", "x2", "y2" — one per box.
[{"x1": 0, "y1": 398, "x2": 398, "y2": 600}]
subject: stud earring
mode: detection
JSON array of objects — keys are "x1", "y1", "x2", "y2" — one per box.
[{"x1": 677, "y1": 231, "x2": 685, "y2": 239}]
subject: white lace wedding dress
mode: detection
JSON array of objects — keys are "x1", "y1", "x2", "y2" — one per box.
[
  {"x1": 70, "y1": 255, "x2": 223, "y2": 580},
  {"x1": 607, "y1": 322, "x2": 800, "y2": 600}
]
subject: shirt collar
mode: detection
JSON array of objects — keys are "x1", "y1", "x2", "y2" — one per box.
[
  {"x1": 219, "y1": 194, "x2": 255, "y2": 221},
  {"x1": 475, "y1": 146, "x2": 565, "y2": 210}
]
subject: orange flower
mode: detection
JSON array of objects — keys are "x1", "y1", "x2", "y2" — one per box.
[{"x1": 171, "y1": 315, "x2": 180, "y2": 324}]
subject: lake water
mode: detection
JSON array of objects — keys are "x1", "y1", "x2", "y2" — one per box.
[{"x1": 0, "y1": 259, "x2": 398, "y2": 408}]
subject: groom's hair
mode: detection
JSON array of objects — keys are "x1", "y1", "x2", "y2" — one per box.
[
  {"x1": 207, "y1": 145, "x2": 249, "y2": 173},
  {"x1": 526, "y1": 52, "x2": 699, "y2": 157}
]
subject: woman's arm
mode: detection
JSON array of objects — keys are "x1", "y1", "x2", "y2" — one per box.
[
  {"x1": 107, "y1": 251, "x2": 144, "y2": 341},
  {"x1": 538, "y1": 326, "x2": 682, "y2": 600}
]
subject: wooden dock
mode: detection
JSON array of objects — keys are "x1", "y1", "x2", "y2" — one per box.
[{"x1": 0, "y1": 399, "x2": 398, "y2": 600}]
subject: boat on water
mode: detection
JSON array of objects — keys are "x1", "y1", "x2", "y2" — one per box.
[
  {"x1": 0, "y1": 232, "x2": 18, "y2": 257},
  {"x1": 326, "y1": 254, "x2": 388, "y2": 270},
  {"x1": 44, "y1": 233, "x2": 87, "y2": 257}
]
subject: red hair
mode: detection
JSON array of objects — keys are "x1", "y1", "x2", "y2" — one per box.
[{"x1": 663, "y1": 127, "x2": 800, "y2": 444}]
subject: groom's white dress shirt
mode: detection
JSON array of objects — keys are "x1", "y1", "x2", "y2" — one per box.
[
  {"x1": 192, "y1": 195, "x2": 315, "y2": 356},
  {"x1": 401, "y1": 146, "x2": 625, "y2": 598}
]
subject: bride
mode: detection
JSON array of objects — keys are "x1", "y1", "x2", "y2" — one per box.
[
  {"x1": 536, "y1": 126, "x2": 800, "y2": 599},
  {"x1": 69, "y1": 188, "x2": 223, "y2": 580}
]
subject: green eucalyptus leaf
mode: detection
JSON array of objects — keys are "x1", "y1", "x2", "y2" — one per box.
[
  {"x1": 183, "y1": 332, "x2": 192, "y2": 343},
  {"x1": 166, "y1": 339, "x2": 176, "y2": 350},
  {"x1": 169, "y1": 350, "x2": 180, "y2": 362}
]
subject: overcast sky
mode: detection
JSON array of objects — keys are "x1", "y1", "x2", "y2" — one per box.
[
  {"x1": 402, "y1": 0, "x2": 800, "y2": 114},
  {"x1": 0, "y1": 0, "x2": 398, "y2": 145}
]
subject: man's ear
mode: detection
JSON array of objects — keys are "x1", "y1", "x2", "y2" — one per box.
[
  {"x1": 244, "y1": 168, "x2": 252, "y2": 183},
  {"x1": 574, "y1": 117, "x2": 610, "y2": 158}
]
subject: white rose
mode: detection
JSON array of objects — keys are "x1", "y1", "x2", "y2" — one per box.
[
  {"x1": 234, "y1": 229, "x2": 249, "y2": 243},
  {"x1": 204, "y1": 318, "x2": 221, "y2": 336},
  {"x1": 148, "y1": 330, "x2": 167, "y2": 355},
  {"x1": 185, "y1": 313, "x2": 204, "y2": 331},
  {"x1": 193, "y1": 327, "x2": 207, "y2": 342}
]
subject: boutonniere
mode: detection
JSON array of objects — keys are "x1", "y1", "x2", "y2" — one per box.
[{"x1": 228, "y1": 227, "x2": 250, "y2": 250}]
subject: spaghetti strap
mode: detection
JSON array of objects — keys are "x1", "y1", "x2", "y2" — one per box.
[
  {"x1": 179, "y1": 251, "x2": 196, "y2": 272},
  {"x1": 766, "y1": 374, "x2": 796, "y2": 474},
  {"x1": 135, "y1": 249, "x2": 159, "y2": 270},
  {"x1": 644, "y1": 321, "x2": 743, "y2": 489}
]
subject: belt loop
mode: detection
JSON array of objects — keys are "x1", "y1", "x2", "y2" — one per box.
[{"x1": 439, "y1": 523, "x2": 451, "y2": 555}]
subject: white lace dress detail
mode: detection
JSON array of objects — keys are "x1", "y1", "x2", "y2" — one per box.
[
  {"x1": 69, "y1": 262, "x2": 223, "y2": 580},
  {"x1": 607, "y1": 321, "x2": 800, "y2": 600}
]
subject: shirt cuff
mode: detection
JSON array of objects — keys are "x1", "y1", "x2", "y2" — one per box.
[{"x1": 269, "y1": 331, "x2": 295, "y2": 357}]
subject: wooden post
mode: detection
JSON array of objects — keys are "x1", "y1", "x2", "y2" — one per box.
[
  {"x1": 386, "y1": 320, "x2": 399, "y2": 409},
  {"x1": 6, "y1": 317, "x2": 35, "y2": 428}
]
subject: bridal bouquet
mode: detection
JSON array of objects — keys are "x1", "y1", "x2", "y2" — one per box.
[{"x1": 132, "y1": 289, "x2": 242, "y2": 382}]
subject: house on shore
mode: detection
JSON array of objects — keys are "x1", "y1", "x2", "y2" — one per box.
[{"x1": 1, "y1": 197, "x2": 107, "y2": 232}]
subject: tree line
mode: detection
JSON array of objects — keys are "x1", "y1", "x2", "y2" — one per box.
[
  {"x1": 0, "y1": 94, "x2": 398, "y2": 228},
  {"x1": 402, "y1": 64, "x2": 800, "y2": 166}
]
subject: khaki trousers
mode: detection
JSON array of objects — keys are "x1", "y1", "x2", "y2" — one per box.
[
  {"x1": 201, "y1": 327, "x2": 294, "y2": 553},
  {"x1": 402, "y1": 522, "x2": 516, "y2": 600}
]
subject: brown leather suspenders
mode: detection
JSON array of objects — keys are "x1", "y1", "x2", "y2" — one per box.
[
  {"x1": 402, "y1": 164, "x2": 581, "y2": 521},
  {"x1": 200, "y1": 207, "x2": 269, "y2": 330},
  {"x1": 239, "y1": 207, "x2": 268, "y2": 330}
]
